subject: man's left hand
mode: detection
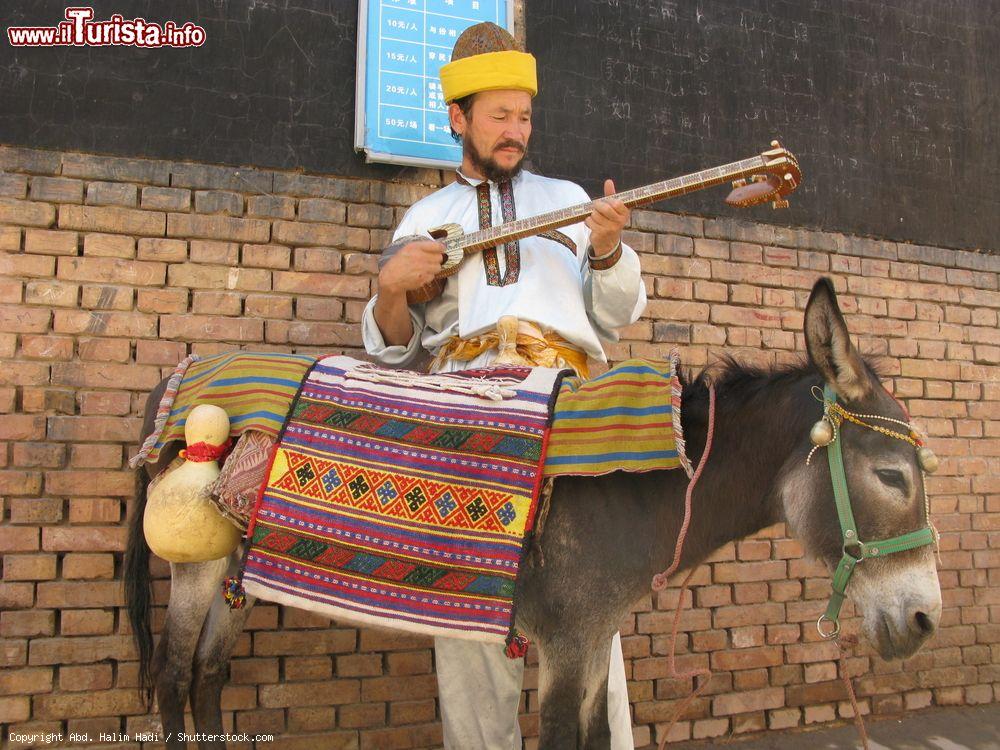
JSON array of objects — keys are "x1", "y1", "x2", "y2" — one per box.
[{"x1": 585, "y1": 179, "x2": 630, "y2": 256}]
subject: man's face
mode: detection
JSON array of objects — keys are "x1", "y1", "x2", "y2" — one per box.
[{"x1": 451, "y1": 89, "x2": 532, "y2": 182}]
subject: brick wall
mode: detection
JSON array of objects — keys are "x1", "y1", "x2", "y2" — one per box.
[{"x1": 0, "y1": 145, "x2": 997, "y2": 749}]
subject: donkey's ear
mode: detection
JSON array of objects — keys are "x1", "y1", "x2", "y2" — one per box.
[{"x1": 804, "y1": 278, "x2": 872, "y2": 402}]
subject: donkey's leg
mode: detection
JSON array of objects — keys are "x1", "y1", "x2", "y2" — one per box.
[
  {"x1": 189, "y1": 554, "x2": 256, "y2": 748},
  {"x1": 153, "y1": 558, "x2": 228, "y2": 749},
  {"x1": 580, "y1": 632, "x2": 632, "y2": 750},
  {"x1": 537, "y1": 636, "x2": 589, "y2": 750}
]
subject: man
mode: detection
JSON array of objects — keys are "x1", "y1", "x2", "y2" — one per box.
[{"x1": 362, "y1": 22, "x2": 646, "y2": 750}]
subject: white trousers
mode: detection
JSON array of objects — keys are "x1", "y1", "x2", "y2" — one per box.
[
  {"x1": 435, "y1": 632, "x2": 633, "y2": 749},
  {"x1": 429, "y1": 351, "x2": 632, "y2": 748}
]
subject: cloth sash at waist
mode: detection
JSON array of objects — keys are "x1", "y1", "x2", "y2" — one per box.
[{"x1": 434, "y1": 316, "x2": 589, "y2": 378}]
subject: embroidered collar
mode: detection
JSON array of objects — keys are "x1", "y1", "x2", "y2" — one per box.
[{"x1": 454, "y1": 168, "x2": 526, "y2": 188}]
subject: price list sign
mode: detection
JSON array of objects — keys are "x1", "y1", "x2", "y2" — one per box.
[{"x1": 355, "y1": 0, "x2": 513, "y2": 168}]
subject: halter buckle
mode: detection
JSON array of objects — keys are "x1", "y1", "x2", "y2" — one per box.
[{"x1": 817, "y1": 614, "x2": 841, "y2": 639}]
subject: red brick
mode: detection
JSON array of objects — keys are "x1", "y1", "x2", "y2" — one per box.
[
  {"x1": 244, "y1": 243, "x2": 291, "y2": 269},
  {"x1": 68, "y1": 497, "x2": 122, "y2": 524},
  {"x1": 1, "y1": 610, "x2": 54, "y2": 637},
  {"x1": 0, "y1": 225, "x2": 21, "y2": 251},
  {"x1": 713, "y1": 687, "x2": 783, "y2": 716},
  {"x1": 0, "y1": 415, "x2": 46, "y2": 441},
  {"x1": 347, "y1": 203, "x2": 393, "y2": 228},
  {"x1": 82, "y1": 232, "x2": 135, "y2": 258},
  {"x1": 24, "y1": 280, "x2": 78, "y2": 307},
  {"x1": 57, "y1": 255, "x2": 163, "y2": 284},
  {"x1": 60, "y1": 663, "x2": 113, "y2": 691},
  {"x1": 79, "y1": 391, "x2": 131, "y2": 415},
  {"x1": 36, "y1": 581, "x2": 124, "y2": 608},
  {"x1": 59, "y1": 439, "x2": 121, "y2": 471},
  {"x1": 0, "y1": 198, "x2": 56, "y2": 226},
  {"x1": 160, "y1": 314, "x2": 263, "y2": 342},
  {"x1": 337, "y1": 653, "x2": 383, "y2": 677},
  {"x1": 273, "y1": 271, "x2": 369, "y2": 298},
  {"x1": 248, "y1": 194, "x2": 295, "y2": 219},
  {"x1": 79, "y1": 284, "x2": 134, "y2": 311},
  {"x1": 141, "y1": 186, "x2": 190, "y2": 211},
  {"x1": 167, "y1": 213, "x2": 269, "y2": 243},
  {"x1": 59, "y1": 204, "x2": 164, "y2": 236},
  {"x1": 33, "y1": 688, "x2": 145, "y2": 719},
  {"x1": 51, "y1": 362, "x2": 161, "y2": 389},
  {"x1": 62, "y1": 553, "x2": 115, "y2": 580},
  {"x1": 135, "y1": 338, "x2": 188, "y2": 365},
  {"x1": 3, "y1": 554, "x2": 57, "y2": 581},
  {"x1": 245, "y1": 294, "x2": 294, "y2": 319},
  {"x1": 273, "y1": 220, "x2": 367, "y2": 249},
  {"x1": 24, "y1": 228, "x2": 79, "y2": 255},
  {"x1": 0, "y1": 696, "x2": 31, "y2": 723},
  {"x1": 259, "y1": 679, "x2": 360, "y2": 707},
  {"x1": 361, "y1": 674, "x2": 437, "y2": 702},
  {"x1": 0, "y1": 470, "x2": 43, "y2": 495},
  {"x1": 60, "y1": 609, "x2": 114, "y2": 636},
  {"x1": 711, "y1": 646, "x2": 783, "y2": 671},
  {"x1": 254, "y1": 629, "x2": 356, "y2": 656},
  {"x1": 54, "y1": 309, "x2": 155, "y2": 337},
  {"x1": 386, "y1": 651, "x2": 432, "y2": 676},
  {"x1": 167, "y1": 263, "x2": 270, "y2": 291},
  {"x1": 137, "y1": 237, "x2": 187, "y2": 262},
  {"x1": 42, "y1": 526, "x2": 127, "y2": 551},
  {"x1": 137, "y1": 287, "x2": 189, "y2": 313},
  {"x1": 0, "y1": 304, "x2": 52, "y2": 334},
  {"x1": 231, "y1": 657, "x2": 280, "y2": 684},
  {"x1": 189, "y1": 239, "x2": 240, "y2": 264},
  {"x1": 389, "y1": 699, "x2": 436, "y2": 726},
  {"x1": 0, "y1": 582, "x2": 34, "y2": 608},
  {"x1": 343, "y1": 252, "x2": 378, "y2": 275}
]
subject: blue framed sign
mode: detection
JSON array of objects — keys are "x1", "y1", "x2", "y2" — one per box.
[{"x1": 355, "y1": 0, "x2": 514, "y2": 168}]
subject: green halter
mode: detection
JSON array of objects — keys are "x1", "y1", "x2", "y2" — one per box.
[{"x1": 817, "y1": 385, "x2": 937, "y2": 639}]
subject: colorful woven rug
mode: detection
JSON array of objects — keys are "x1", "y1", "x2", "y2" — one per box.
[
  {"x1": 209, "y1": 430, "x2": 275, "y2": 530},
  {"x1": 131, "y1": 351, "x2": 316, "y2": 467},
  {"x1": 240, "y1": 356, "x2": 563, "y2": 642},
  {"x1": 544, "y1": 355, "x2": 692, "y2": 478}
]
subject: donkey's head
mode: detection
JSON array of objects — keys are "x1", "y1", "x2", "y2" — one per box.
[{"x1": 781, "y1": 278, "x2": 941, "y2": 659}]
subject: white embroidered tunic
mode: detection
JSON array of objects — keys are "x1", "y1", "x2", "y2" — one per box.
[{"x1": 362, "y1": 168, "x2": 647, "y2": 368}]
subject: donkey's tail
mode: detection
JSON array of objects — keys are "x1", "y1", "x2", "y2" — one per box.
[{"x1": 124, "y1": 468, "x2": 154, "y2": 708}]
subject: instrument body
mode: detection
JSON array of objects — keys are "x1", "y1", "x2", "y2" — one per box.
[{"x1": 402, "y1": 141, "x2": 801, "y2": 305}]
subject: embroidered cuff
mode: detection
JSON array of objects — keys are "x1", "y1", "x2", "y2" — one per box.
[{"x1": 588, "y1": 240, "x2": 623, "y2": 270}]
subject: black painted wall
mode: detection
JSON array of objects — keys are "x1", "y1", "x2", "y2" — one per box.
[
  {"x1": 1, "y1": 0, "x2": 997, "y2": 250},
  {"x1": 526, "y1": 0, "x2": 999, "y2": 251}
]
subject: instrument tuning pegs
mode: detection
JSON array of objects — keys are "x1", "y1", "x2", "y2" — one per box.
[
  {"x1": 732, "y1": 178, "x2": 747, "y2": 189},
  {"x1": 771, "y1": 139, "x2": 781, "y2": 148},
  {"x1": 772, "y1": 199, "x2": 790, "y2": 209}
]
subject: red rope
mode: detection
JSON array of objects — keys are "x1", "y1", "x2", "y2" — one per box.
[
  {"x1": 179, "y1": 438, "x2": 232, "y2": 463},
  {"x1": 653, "y1": 385, "x2": 716, "y2": 748},
  {"x1": 837, "y1": 634, "x2": 871, "y2": 750}
]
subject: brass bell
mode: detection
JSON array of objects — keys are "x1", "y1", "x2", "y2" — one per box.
[
  {"x1": 810, "y1": 419, "x2": 834, "y2": 447},
  {"x1": 917, "y1": 446, "x2": 939, "y2": 474}
]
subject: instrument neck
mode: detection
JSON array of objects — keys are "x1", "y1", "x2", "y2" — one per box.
[{"x1": 458, "y1": 155, "x2": 767, "y2": 253}]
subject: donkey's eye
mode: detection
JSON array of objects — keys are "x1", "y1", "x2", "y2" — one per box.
[{"x1": 875, "y1": 469, "x2": 907, "y2": 491}]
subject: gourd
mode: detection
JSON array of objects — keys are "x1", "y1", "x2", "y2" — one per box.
[{"x1": 143, "y1": 404, "x2": 241, "y2": 562}]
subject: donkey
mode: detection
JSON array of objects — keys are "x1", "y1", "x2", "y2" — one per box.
[{"x1": 125, "y1": 278, "x2": 941, "y2": 749}]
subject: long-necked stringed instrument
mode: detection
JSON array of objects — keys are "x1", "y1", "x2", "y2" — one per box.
[{"x1": 407, "y1": 140, "x2": 801, "y2": 304}]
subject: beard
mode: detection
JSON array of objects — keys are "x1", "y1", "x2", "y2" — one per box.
[{"x1": 465, "y1": 136, "x2": 526, "y2": 182}]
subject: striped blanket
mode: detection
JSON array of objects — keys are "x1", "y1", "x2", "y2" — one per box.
[
  {"x1": 545, "y1": 355, "x2": 692, "y2": 477},
  {"x1": 239, "y1": 356, "x2": 562, "y2": 643},
  {"x1": 130, "y1": 351, "x2": 317, "y2": 467}
]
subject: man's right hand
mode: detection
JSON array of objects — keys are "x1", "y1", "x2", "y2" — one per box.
[{"x1": 378, "y1": 240, "x2": 447, "y2": 296}]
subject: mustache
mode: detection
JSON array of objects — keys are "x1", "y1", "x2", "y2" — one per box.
[{"x1": 495, "y1": 140, "x2": 525, "y2": 152}]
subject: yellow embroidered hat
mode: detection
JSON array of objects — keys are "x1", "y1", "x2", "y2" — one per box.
[{"x1": 439, "y1": 22, "x2": 537, "y2": 103}]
